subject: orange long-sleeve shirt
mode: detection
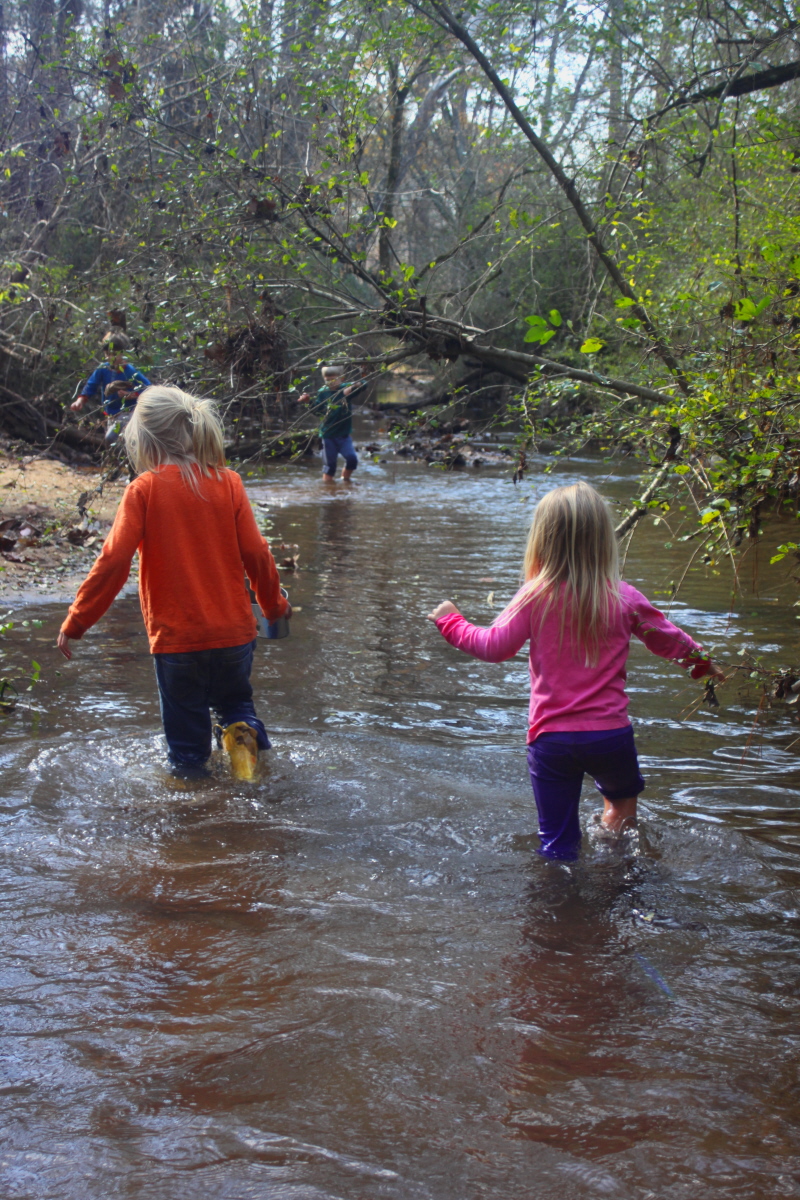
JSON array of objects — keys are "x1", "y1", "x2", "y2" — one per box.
[{"x1": 60, "y1": 466, "x2": 288, "y2": 654}]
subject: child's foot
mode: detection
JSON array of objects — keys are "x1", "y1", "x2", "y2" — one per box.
[
  {"x1": 170, "y1": 762, "x2": 211, "y2": 781},
  {"x1": 341, "y1": 469, "x2": 355, "y2": 482},
  {"x1": 322, "y1": 473, "x2": 335, "y2": 483},
  {"x1": 222, "y1": 721, "x2": 259, "y2": 780},
  {"x1": 601, "y1": 795, "x2": 638, "y2": 833}
]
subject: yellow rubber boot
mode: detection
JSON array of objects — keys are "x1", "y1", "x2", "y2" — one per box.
[{"x1": 222, "y1": 721, "x2": 259, "y2": 781}]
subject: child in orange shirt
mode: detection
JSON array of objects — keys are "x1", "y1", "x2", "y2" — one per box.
[{"x1": 58, "y1": 385, "x2": 290, "y2": 777}]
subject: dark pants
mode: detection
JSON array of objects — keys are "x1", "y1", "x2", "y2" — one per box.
[
  {"x1": 104, "y1": 408, "x2": 134, "y2": 445},
  {"x1": 153, "y1": 640, "x2": 269, "y2": 771},
  {"x1": 321, "y1": 435, "x2": 358, "y2": 476},
  {"x1": 526, "y1": 726, "x2": 646, "y2": 860}
]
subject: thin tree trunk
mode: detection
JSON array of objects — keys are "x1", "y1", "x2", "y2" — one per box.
[
  {"x1": 541, "y1": 1, "x2": 566, "y2": 139},
  {"x1": 379, "y1": 60, "x2": 408, "y2": 276},
  {"x1": 603, "y1": 0, "x2": 625, "y2": 196}
]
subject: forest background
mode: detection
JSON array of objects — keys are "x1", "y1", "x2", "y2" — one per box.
[{"x1": 1, "y1": 0, "x2": 800, "y2": 595}]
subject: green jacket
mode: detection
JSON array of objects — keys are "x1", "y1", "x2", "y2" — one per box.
[{"x1": 311, "y1": 382, "x2": 365, "y2": 438}]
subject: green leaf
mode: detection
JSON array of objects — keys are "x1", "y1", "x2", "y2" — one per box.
[
  {"x1": 524, "y1": 314, "x2": 547, "y2": 327},
  {"x1": 734, "y1": 297, "x2": 756, "y2": 321},
  {"x1": 548, "y1": 309, "x2": 562, "y2": 327},
  {"x1": 539, "y1": 329, "x2": 557, "y2": 345},
  {"x1": 579, "y1": 338, "x2": 605, "y2": 353}
]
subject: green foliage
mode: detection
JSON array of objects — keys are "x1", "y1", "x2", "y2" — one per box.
[
  {"x1": 0, "y1": 614, "x2": 43, "y2": 710},
  {"x1": 523, "y1": 312, "x2": 561, "y2": 346},
  {"x1": 1, "y1": 0, "x2": 800, "y2": 613}
]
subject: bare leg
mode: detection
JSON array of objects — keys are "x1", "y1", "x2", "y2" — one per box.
[
  {"x1": 342, "y1": 467, "x2": 354, "y2": 481},
  {"x1": 322, "y1": 473, "x2": 335, "y2": 483},
  {"x1": 602, "y1": 795, "x2": 637, "y2": 832}
]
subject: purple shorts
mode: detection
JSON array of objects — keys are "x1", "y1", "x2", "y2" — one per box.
[{"x1": 526, "y1": 726, "x2": 645, "y2": 860}]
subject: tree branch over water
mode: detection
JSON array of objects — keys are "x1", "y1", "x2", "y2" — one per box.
[{"x1": 416, "y1": 0, "x2": 691, "y2": 394}]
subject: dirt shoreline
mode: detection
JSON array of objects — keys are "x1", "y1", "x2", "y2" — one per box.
[{"x1": 0, "y1": 447, "x2": 129, "y2": 607}]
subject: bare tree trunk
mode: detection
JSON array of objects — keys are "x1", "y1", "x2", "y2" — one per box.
[
  {"x1": 379, "y1": 60, "x2": 408, "y2": 276},
  {"x1": 603, "y1": 0, "x2": 625, "y2": 197},
  {"x1": 0, "y1": 5, "x2": 6, "y2": 119},
  {"x1": 541, "y1": 0, "x2": 566, "y2": 139}
]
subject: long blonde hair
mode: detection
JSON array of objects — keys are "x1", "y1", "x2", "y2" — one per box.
[
  {"x1": 124, "y1": 385, "x2": 225, "y2": 492},
  {"x1": 500, "y1": 481, "x2": 620, "y2": 665}
]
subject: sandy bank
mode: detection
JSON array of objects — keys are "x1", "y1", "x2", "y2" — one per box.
[{"x1": 0, "y1": 448, "x2": 129, "y2": 606}]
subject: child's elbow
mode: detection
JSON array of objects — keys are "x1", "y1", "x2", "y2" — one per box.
[{"x1": 473, "y1": 638, "x2": 520, "y2": 663}]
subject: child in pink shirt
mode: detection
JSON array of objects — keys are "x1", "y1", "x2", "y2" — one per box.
[{"x1": 428, "y1": 481, "x2": 724, "y2": 859}]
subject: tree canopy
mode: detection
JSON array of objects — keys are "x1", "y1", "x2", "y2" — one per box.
[{"x1": 1, "y1": 0, "x2": 800, "y2": 574}]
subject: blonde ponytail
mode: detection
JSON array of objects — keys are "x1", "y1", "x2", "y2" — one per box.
[{"x1": 124, "y1": 385, "x2": 225, "y2": 492}]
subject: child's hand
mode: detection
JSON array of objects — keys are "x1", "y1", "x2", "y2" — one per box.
[
  {"x1": 70, "y1": 395, "x2": 87, "y2": 412},
  {"x1": 57, "y1": 632, "x2": 72, "y2": 660},
  {"x1": 428, "y1": 601, "x2": 459, "y2": 622},
  {"x1": 692, "y1": 658, "x2": 726, "y2": 681},
  {"x1": 297, "y1": 392, "x2": 311, "y2": 403}
]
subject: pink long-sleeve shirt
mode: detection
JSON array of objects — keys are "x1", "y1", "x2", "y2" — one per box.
[{"x1": 435, "y1": 581, "x2": 712, "y2": 743}]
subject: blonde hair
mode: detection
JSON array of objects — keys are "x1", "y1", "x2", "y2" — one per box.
[
  {"x1": 124, "y1": 385, "x2": 225, "y2": 493},
  {"x1": 500, "y1": 481, "x2": 620, "y2": 665},
  {"x1": 322, "y1": 365, "x2": 344, "y2": 382}
]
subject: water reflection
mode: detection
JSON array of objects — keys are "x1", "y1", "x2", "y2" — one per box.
[{"x1": 1, "y1": 453, "x2": 799, "y2": 1197}]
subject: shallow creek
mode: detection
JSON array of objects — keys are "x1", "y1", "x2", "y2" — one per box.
[{"x1": 1, "y1": 452, "x2": 800, "y2": 1199}]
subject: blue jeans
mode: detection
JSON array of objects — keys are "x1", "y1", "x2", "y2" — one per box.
[
  {"x1": 322, "y1": 435, "x2": 358, "y2": 476},
  {"x1": 153, "y1": 640, "x2": 269, "y2": 771},
  {"x1": 104, "y1": 408, "x2": 134, "y2": 445},
  {"x1": 526, "y1": 726, "x2": 645, "y2": 859}
]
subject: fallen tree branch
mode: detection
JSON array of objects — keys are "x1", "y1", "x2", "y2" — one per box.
[
  {"x1": 461, "y1": 338, "x2": 675, "y2": 402},
  {"x1": 314, "y1": 301, "x2": 677, "y2": 401}
]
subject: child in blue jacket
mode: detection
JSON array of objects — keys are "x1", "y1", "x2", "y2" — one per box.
[{"x1": 71, "y1": 330, "x2": 151, "y2": 444}]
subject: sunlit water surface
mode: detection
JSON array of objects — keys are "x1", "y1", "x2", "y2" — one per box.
[{"x1": 2, "y1": 450, "x2": 800, "y2": 1199}]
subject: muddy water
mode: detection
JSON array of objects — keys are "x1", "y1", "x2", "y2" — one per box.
[{"x1": 2, "y1": 452, "x2": 800, "y2": 1199}]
